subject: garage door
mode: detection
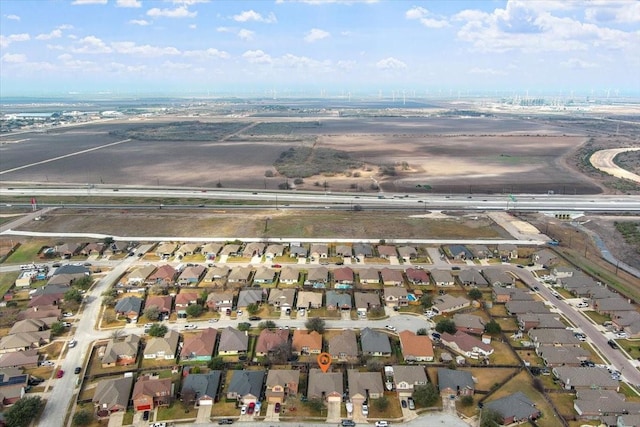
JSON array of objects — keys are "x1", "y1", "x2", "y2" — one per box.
[
  {"x1": 136, "y1": 404, "x2": 151, "y2": 411},
  {"x1": 199, "y1": 400, "x2": 213, "y2": 406}
]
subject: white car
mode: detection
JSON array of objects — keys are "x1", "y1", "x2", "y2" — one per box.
[
  {"x1": 385, "y1": 325, "x2": 397, "y2": 332},
  {"x1": 236, "y1": 310, "x2": 243, "y2": 316},
  {"x1": 184, "y1": 324, "x2": 197, "y2": 330},
  {"x1": 362, "y1": 404, "x2": 369, "y2": 416},
  {"x1": 240, "y1": 405, "x2": 247, "y2": 415},
  {"x1": 615, "y1": 331, "x2": 629, "y2": 338},
  {"x1": 375, "y1": 422, "x2": 389, "y2": 427}
]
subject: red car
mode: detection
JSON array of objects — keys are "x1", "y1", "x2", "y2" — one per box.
[
  {"x1": 56, "y1": 369, "x2": 64, "y2": 378},
  {"x1": 272, "y1": 264, "x2": 282, "y2": 268},
  {"x1": 274, "y1": 402, "x2": 281, "y2": 413},
  {"x1": 247, "y1": 402, "x2": 255, "y2": 415}
]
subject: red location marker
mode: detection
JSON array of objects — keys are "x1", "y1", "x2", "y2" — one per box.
[{"x1": 317, "y1": 352, "x2": 332, "y2": 373}]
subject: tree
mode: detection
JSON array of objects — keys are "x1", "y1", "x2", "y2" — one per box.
[
  {"x1": 468, "y1": 288, "x2": 483, "y2": 301},
  {"x1": 267, "y1": 341, "x2": 292, "y2": 364},
  {"x1": 305, "y1": 317, "x2": 326, "y2": 334},
  {"x1": 110, "y1": 329, "x2": 124, "y2": 340},
  {"x1": 4, "y1": 396, "x2": 44, "y2": 427},
  {"x1": 64, "y1": 288, "x2": 83, "y2": 304},
  {"x1": 480, "y1": 408, "x2": 503, "y2": 427},
  {"x1": 50, "y1": 321, "x2": 65, "y2": 336},
  {"x1": 417, "y1": 328, "x2": 428, "y2": 336},
  {"x1": 264, "y1": 170, "x2": 274, "y2": 177},
  {"x1": 74, "y1": 276, "x2": 93, "y2": 290},
  {"x1": 247, "y1": 303, "x2": 260, "y2": 315},
  {"x1": 373, "y1": 396, "x2": 389, "y2": 411},
  {"x1": 144, "y1": 305, "x2": 161, "y2": 321},
  {"x1": 412, "y1": 383, "x2": 439, "y2": 407},
  {"x1": 72, "y1": 410, "x2": 92, "y2": 426},
  {"x1": 258, "y1": 320, "x2": 277, "y2": 330},
  {"x1": 148, "y1": 323, "x2": 168, "y2": 337},
  {"x1": 237, "y1": 322, "x2": 251, "y2": 331},
  {"x1": 365, "y1": 358, "x2": 383, "y2": 372},
  {"x1": 484, "y1": 320, "x2": 502, "y2": 335},
  {"x1": 435, "y1": 319, "x2": 457, "y2": 334},
  {"x1": 186, "y1": 304, "x2": 204, "y2": 318},
  {"x1": 460, "y1": 395, "x2": 474, "y2": 407},
  {"x1": 208, "y1": 356, "x2": 225, "y2": 370},
  {"x1": 420, "y1": 293, "x2": 433, "y2": 308}
]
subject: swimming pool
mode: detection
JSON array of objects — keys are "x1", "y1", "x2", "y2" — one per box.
[{"x1": 407, "y1": 293, "x2": 417, "y2": 302}]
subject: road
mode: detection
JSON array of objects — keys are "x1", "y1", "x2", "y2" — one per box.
[
  {"x1": 589, "y1": 147, "x2": 640, "y2": 184},
  {"x1": 2, "y1": 186, "x2": 640, "y2": 213}
]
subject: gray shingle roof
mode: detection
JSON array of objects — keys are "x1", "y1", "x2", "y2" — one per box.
[
  {"x1": 485, "y1": 391, "x2": 539, "y2": 422},
  {"x1": 227, "y1": 370, "x2": 265, "y2": 399},
  {"x1": 360, "y1": 327, "x2": 391, "y2": 355},
  {"x1": 437, "y1": 368, "x2": 474, "y2": 393},
  {"x1": 182, "y1": 371, "x2": 222, "y2": 400}
]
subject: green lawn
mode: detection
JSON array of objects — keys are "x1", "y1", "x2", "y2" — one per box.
[
  {"x1": 4, "y1": 240, "x2": 50, "y2": 264},
  {"x1": 583, "y1": 310, "x2": 611, "y2": 325},
  {"x1": 0, "y1": 271, "x2": 19, "y2": 296}
]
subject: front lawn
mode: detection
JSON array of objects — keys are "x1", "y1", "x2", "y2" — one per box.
[
  {"x1": 156, "y1": 403, "x2": 197, "y2": 421},
  {"x1": 583, "y1": 310, "x2": 611, "y2": 325}
]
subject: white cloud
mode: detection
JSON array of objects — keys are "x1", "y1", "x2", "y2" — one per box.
[
  {"x1": 585, "y1": 1, "x2": 640, "y2": 24},
  {"x1": 129, "y1": 19, "x2": 150, "y2": 26},
  {"x1": 72, "y1": 36, "x2": 112, "y2": 54},
  {"x1": 5, "y1": 14, "x2": 20, "y2": 21},
  {"x1": 147, "y1": 6, "x2": 197, "y2": 18},
  {"x1": 108, "y1": 61, "x2": 147, "y2": 73},
  {"x1": 217, "y1": 27, "x2": 232, "y2": 33},
  {"x1": 183, "y1": 48, "x2": 229, "y2": 59},
  {"x1": 561, "y1": 58, "x2": 598, "y2": 69},
  {"x1": 336, "y1": 60, "x2": 355, "y2": 70},
  {"x1": 57, "y1": 53, "x2": 73, "y2": 61},
  {"x1": 189, "y1": 24, "x2": 197, "y2": 29},
  {"x1": 233, "y1": 10, "x2": 277, "y2": 23},
  {"x1": 116, "y1": 0, "x2": 142, "y2": 7},
  {"x1": 0, "y1": 33, "x2": 30, "y2": 48},
  {"x1": 238, "y1": 29, "x2": 254, "y2": 41},
  {"x1": 468, "y1": 67, "x2": 507, "y2": 75},
  {"x1": 111, "y1": 41, "x2": 181, "y2": 56},
  {"x1": 376, "y1": 57, "x2": 406, "y2": 70},
  {"x1": 242, "y1": 49, "x2": 272, "y2": 64},
  {"x1": 71, "y1": 0, "x2": 108, "y2": 4},
  {"x1": 276, "y1": 0, "x2": 379, "y2": 4},
  {"x1": 304, "y1": 28, "x2": 330, "y2": 42},
  {"x1": 161, "y1": 60, "x2": 192, "y2": 70},
  {"x1": 405, "y1": 6, "x2": 449, "y2": 28},
  {"x1": 2, "y1": 53, "x2": 27, "y2": 63},
  {"x1": 36, "y1": 29, "x2": 63, "y2": 40}
]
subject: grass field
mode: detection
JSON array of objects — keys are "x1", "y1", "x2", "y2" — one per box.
[
  {"x1": 3, "y1": 239, "x2": 49, "y2": 264},
  {"x1": 0, "y1": 271, "x2": 19, "y2": 297}
]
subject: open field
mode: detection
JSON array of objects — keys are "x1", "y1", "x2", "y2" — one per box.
[{"x1": 0, "y1": 113, "x2": 624, "y2": 195}]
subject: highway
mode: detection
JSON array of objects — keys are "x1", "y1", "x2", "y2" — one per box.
[{"x1": 2, "y1": 186, "x2": 640, "y2": 212}]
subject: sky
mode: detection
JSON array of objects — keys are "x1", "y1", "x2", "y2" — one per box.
[{"x1": 1, "y1": 0, "x2": 639, "y2": 98}]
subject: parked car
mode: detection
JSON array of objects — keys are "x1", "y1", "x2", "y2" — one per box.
[
  {"x1": 249, "y1": 316, "x2": 262, "y2": 321},
  {"x1": 407, "y1": 397, "x2": 415, "y2": 410},
  {"x1": 401, "y1": 400, "x2": 407, "y2": 408},
  {"x1": 274, "y1": 402, "x2": 281, "y2": 413},
  {"x1": 272, "y1": 264, "x2": 282, "y2": 268},
  {"x1": 63, "y1": 312, "x2": 74, "y2": 318},
  {"x1": 142, "y1": 410, "x2": 150, "y2": 421},
  {"x1": 362, "y1": 404, "x2": 369, "y2": 416},
  {"x1": 74, "y1": 366, "x2": 81, "y2": 374},
  {"x1": 385, "y1": 325, "x2": 397, "y2": 332},
  {"x1": 68, "y1": 339, "x2": 77, "y2": 348},
  {"x1": 341, "y1": 420, "x2": 356, "y2": 427},
  {"x1": 431, "y1": 332, "x2": 441, "y2": 340},
  {"x1": 608, "y1": 340, "x2": 619, "y2": 349},
  {"x1": 209, "y1": 318, "x2": 219, "y2": 323},
  {"x1": 56, "y1": 369, "x2": 64, "y2": 378},
  {"x1": 184, "y1": 324, "x2": 197, "y2": 330},
  {"x1": 375, "y1": 422, "x2": 390, "y2": 427},
  {"x1": 236, "y1": 310, "x2": 243, "y2": 316},
  {"x1": 218, "y1": 419, "x2": 234, "y2": 425},
  {"x1": 240, "y1": 405, "x2": 247, "y2": 415},
  {"x1": 247, "y1": 402, "x2": 255, "y2": 415}
]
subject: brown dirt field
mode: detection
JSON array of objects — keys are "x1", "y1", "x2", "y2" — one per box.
[{"x1": 16, "y1": 208, "x2": 511, "y2": 240}]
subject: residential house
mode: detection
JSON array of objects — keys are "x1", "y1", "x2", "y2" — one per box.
[
  {"x1": 377, "y1": 245, "x2": 397, "y2": 259},
  {"x1": 593, "y1": 297, "x2": 635, "y2": 316},
  {"x1": 220, "y1": 244, "x2": 241, "y2": 257},
  {"x1": 181, "y1": 371, "x2": 221, "y2": 406},
  {"x1": 9, "y1": 319, "x2": 48, "y2": 335},
  {"x1": 236, "y1": 288, "x2": 264, "y2": 309},
  {"x1": 175, "y1": 292, "x2": 199, "y2": 310},
  {"x1": 0, "y1": 350, "x2": 39, "y2": 369},
  {"x1": 392, "y1": 365, "x2": 428, "y2": 394},
  {"x1": 354, "y1": 292, "x2": 381, "y2": 316},
  {"x1": 445, "y1": 244, "x2": 473, "y2": 260},
  {"x1": 289, "y1": 244, "x2": 308, "y2": 258},
  {"x1": 56, "y1": 242, "x2": 83, "y2": 258},
  {"x1": 325, "y1": 291, "x2": 352, "y2": 311},
  {"x1": 399, "y1": 330, "x2": 434, "y2": 362},
  {"x1": 328, "y1": 329, "x2": 358, "y2": 362},
  {"x1": 253, "y1": 267, "x2": 276, "y2": 285},
  {"x1": 552, "y1": 367, "x2": 619, "y2": 391},
  {"x1": 440, "y1": 331, "x2": 494, "y2": 359},
  {"x1": 397, "y1": 246, "x2": 418, "y2": 261},
  {"x1": 484, "y1": 269, "x2": 515, "y2": 287},
  {"x1": 437, "y1": 368, "x2": 475, "y2": 397},
  {"x1": 333, "y1": 267, "x2": 354, "y2": 287},
  {"x1": 405, "y1": 268, "x2": 429, "y2": 285},
  {"x1": 0, "y1": 367, "x2": 28, "y2": 406},
  {"x1": 359, "y1": 268, "x2": 380, "y2": 285},
  {"x1": 93, "y1": 376, "x2": 133, "y2": 416},
  {"x1": 505, "y1": 301, "x2": 550, "y2": 315},
  {"x1": 432, "y1": 294, "x2": 470, "y2": 314},
  {"x1": 265, "y1": 369, "x2": 300, "y2": 404},
  {"x1": 242, "y1": 242, "x2": 265, "y2": 258},
  {"x1": 202, "y1": 265, "x2": 230, "y2": 283},
  {"x1": 537, "y1": 346, "x2": 589, "y2": 367},
  {"x1": 574, "y1": 389, "x2": 640, "y2": 421},
  {"x1": 27, "y1": 293, "x2": 63, "y2": 309},
  {"x1": 205, "y1": 291, "x2": 233, "y2": 312},
  {"x1": 612, "y1": 311, "x2": 640, "y2": 338},
  {"x1": 558, "y1": 272, "x2": 599, "y2": 295},
  {"x1": 265, "y1": 244, "x2": 285, "y2": 259},
  {"x1": 0, "y1": 331, "x2": 51, "y2": 354},
  {"x1": 103, "y1": 241, "x2": 128, "y2": 256},
  {"x1": 484, "y1": 392, "x2": 541, "y2": 425},
  {"x1": 143, "y1": 330, "x2": 180, "y2": 360},
  {"x1": 353, "y1": 243, "x2": 374, "y2": 259},
  {"x1": 101, "y1": 334, "x2": 140, "y2": 368},
  {"x1": 531, "y1": 249, "x2": 558, "y2": 267},
  {"x1": 226, "y1": 370, "x2": 265, "y2": 404},
  {"x1": 468, "y1": 245, "x2": 492, "y2": 260},
  {"x1": 310, "y1": 244, "x2": 328, "y2": 259},
  {"x1": 218, "y1": 327, "x2": 248, "y2": 355},
  {"x1": 458, "y1": 269, "x2": 489, "y2": 287},
  {"x1": 16, "y1": 305, "x2": 61, "y2": 321},
  {"x1": 114, "y1": 296, "x2": 143, "y2": 321},
  {"x1": 278, "y1": 267, "x2": 300, "y2": 285},
  {"x1": 292, "y1": 329, "x2": 322, "y2": 355},
  {"x1": 175, "y1": 243, "x2": 199, "y2": 259},
  {"x1": 306, "y1": 267, "x2": 329, "y2": 288},
  {"x1": 268, "y1": 289, "x2": 296, "y2": 312},
  {"x1": 255, "y1": 328, "x2": 289, "y2": 357},
  {"x1": 180, "y1": 328, "x2": 217, "y2": 362},
  {"x1": 517, "y1": 313, "x2": 564, "y2": 331},
  {"x1": 453, "y1": 314, "x2": 486, "y2": 335},
  {"x1": 528, "y1": 329, "x2": 582, "y2": 348},
  {"x1": 384, "y1": 287, "x2": 408, "y2": 308},
  {"x1": 146, "y1": 265, "x2": 177, "y2": 286},
  {"x1": 554, "y1": 267, "x2": 577, "y2": 279},
  {"x1": 52, "y1": 264, "x2": 90, "y2": 276},
  {"x1": 497, "y1": 244, "x2": 518, "y2": 260},
  {"x1": 227, "y1": 267, "x2": 253, "y2": 285},
  {"x1": 132, "y1": 375, "x2": 172, "y2": 411},
  {"x1": 348, "y1": 369, "x2": 384, "y2": 400},
  {"x1": 296, "y1": 291, "x2": 323, "y2": 310},
  {"x1": 144, "y1": 295, "x2": 173, "y2": 318},
  {"x1": 81, "y1": 242, "x2": 104, "y2": 256},
  {"x1": 431, "y1": 269, "x2": 455, "y2": 286},
  {"x1": 360, "y1": 327, "x2": 391, "y2": 357},
  {"x1": 201, "y1": 243, "x2": 223, "y2": 260},
  {"x1": 335, "y1": 245, "x2": 352, "y2": 258},
  {"x1": 177, "y1": 265, "x2": 206, "y2": 286},
  {"x1": 126, "y1": 265, "x2": 156, "y2": 285},
  {"x1": 155, "y1": 242, "x2": 178, "y2": 258},
  {"x1": 493, "y1": 286, "x2": 533, "y2": 303},
  {"x1": 307, "y1": 368, "x2": 343, "y2": 402},
  {"x1": 380, "y1": 268, "x2": 403, "y2": 286}
]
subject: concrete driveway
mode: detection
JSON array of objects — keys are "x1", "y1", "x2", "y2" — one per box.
[
  {"x1": 263, "y1": 403, "x2": 279, "y2": 422},
  {"x1": 107, "y1": 411, "x2": 124, "y2": 427},
  {"x1": 326, "y1": 400, "x2": 341, "y2": 423},
  {"x1": 195, "y1": 405, "x2": 211, "y2": 423}
]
